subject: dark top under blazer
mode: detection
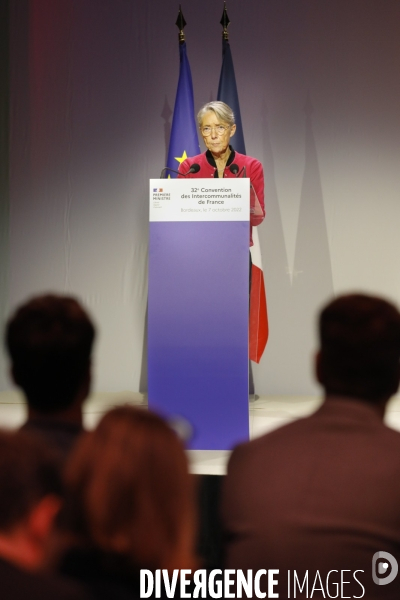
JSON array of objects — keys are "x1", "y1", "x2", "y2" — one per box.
[{"x1": 179, "y1": 149, "x2": 265, "y2": 246}]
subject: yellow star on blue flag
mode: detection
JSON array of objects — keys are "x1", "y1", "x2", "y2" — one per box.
[
  {"x1": 175, "y1": 151, "x2": 188, "y2": 165},
  {"x1": 165, "y1": 42, "x2": 200, "y2": 178}
]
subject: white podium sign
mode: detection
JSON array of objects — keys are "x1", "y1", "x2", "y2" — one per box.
[{"x1": 150, "y1": 178, "x2": 250, "y2": 222}]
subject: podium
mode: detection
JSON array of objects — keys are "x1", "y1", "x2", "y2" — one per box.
[{"x1": 148, "y1": 178, "x2": 250, "y2": 450}]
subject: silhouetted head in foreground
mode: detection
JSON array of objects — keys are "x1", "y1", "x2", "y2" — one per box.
[
  {"x1": 63, "y1": 406, "x2": 196, "y2": 572},
  {"x1": 6, "y1": 294, "x2": 95, "y2": 418},
  {"x1": 317, "y1": 293, "x2": 400, "y2": 404},
  {"x1": 0, "y1": 430, "x2": 62, "y2": 570}
]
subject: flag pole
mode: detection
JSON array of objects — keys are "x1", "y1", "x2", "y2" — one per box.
[
  {"x1": 176, "y1": 5, "x2": 186, "y2": 43},
  {"x1": 165, "y1": 7, "x2": 200, "y2": 178},
  {"x1": 220, "y1": 1, "x2": 230, "y2": 40}
]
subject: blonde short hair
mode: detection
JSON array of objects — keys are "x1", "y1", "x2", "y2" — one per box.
[{"x1": 197, "y1": 101, "x2": 235, "y2": 127}]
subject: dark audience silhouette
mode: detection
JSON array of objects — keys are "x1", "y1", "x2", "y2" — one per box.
[
  {"x1": 222, "y1": 293, "x2": 400, "y2": 599},
  {"x1": 5, "y1": 294, "x2": 96, "y2": 458},
  {"x1": 55, "y1": 406, "x2": 197, "y2": 599},
  {"x1": 0, "y1": 430, "x2": 90, "y2": 600}
]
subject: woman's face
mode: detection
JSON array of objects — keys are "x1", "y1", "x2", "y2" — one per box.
[{"x1": 200, "y1": 111, "x2": 236, "y2": 156}]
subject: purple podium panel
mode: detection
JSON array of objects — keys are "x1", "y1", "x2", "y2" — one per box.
[{"x1": 148, "y1": 179, "x2": 250, "y2": 450}]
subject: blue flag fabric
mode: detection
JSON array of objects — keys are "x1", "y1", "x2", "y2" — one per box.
[
  {"x1": 166, "y1": 42, "x2": 200, "y2": 178},
  {"x1": 217, "y1": 39, "x2": 246, "y2": 155}
]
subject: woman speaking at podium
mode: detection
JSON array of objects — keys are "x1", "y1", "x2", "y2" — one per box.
[{"x1": 178, "y1": 101, "x2": 265, "y2": 246}]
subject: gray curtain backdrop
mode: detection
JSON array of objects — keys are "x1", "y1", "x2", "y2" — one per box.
[{"x1": 4, "y1": 0, "x2": 400, "y2": 396}]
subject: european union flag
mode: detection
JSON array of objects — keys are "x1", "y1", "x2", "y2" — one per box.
[{"x1": 166, "y1": 42, "x2": 200, "y2": 178}]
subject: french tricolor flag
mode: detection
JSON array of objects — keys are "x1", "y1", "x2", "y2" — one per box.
[{"x1": 218, "y1": 35, "x2": 269, "y2": 364}]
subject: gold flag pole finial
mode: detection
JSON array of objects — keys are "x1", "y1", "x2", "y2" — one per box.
[
  {"x1": 220, "y1": 2, "x2": 230, "y2": 41},
  {"x1": 176, "y1": 5, "x2": 187, "y2": 44}
]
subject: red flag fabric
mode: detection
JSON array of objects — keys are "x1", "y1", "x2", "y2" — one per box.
[{"x1": 249, "y1": 228, "x2": 269, "y2": 363}]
